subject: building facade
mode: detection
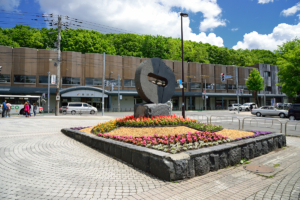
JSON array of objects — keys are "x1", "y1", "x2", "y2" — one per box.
[{"x1": 0, "y1": 45, "x2": 288, "y2": 112}]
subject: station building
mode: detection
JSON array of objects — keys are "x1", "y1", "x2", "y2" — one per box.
[{"x1": 0, "y1": 45, "x2": 288, "y2": 112}]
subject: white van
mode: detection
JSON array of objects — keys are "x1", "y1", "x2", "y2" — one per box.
[{"x1": 66, "y1": 102, "x2": 97, "y2": 115}]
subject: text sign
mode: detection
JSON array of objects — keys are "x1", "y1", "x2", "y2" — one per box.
[
  {"x1": 224, "y1": 75, "x2": 232, "y2": 79},
  {"x1": 51, "y1": 75, "x2": 56, "y2": 84}
]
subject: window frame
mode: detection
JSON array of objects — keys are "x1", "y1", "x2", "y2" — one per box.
[
  {"x1": 124, "y1": 79, "x2": 135, "y2": 87},
  {"x1": 85, "y1": 78, "x2": 102, "y2": 86},
  {"x1": 0, "y1": 74, "x2": 11, "y2": 83},
  {"x1": 190, "y1": 82, "x2": 202, "y2": 89},
  {"x1": 62, "y1": 77, "x2": 80, "y2": 85},
  {"x1": 14, "y1": 75, "x2": 36, "y2": 84}
]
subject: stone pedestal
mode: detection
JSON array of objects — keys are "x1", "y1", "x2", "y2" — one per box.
[{"x1": 134, "y1": 103, "x2": 170, "y2": 118}]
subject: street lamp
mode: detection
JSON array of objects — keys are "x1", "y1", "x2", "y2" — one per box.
[{"x1": 180, "y1": 12, "x2": 188, "y2": 118}]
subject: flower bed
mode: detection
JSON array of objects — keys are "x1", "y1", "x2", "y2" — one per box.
[
  {"x1": 69, "y1": 115, "x2": 272, "y2": 154},
  {"x1": 92, "y1": 115, "x2": 222, "y2": 134}
]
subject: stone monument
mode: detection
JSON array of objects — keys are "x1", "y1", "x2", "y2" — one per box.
[{"x1": 134, "y1": 58, "x2": 176, "y2": 117}]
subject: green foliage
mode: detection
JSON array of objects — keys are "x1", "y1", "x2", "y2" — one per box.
[
  {"x1": 246, "y1": 69, "x2": 264, "y2": 107},
  {"x1": 276, "y1": 39, "x2": 300, "y2": 98},
  {"x1": 246, "y1": 69, "x2": 264, "y2": 92},
  {"x1": 0, "y1": 25, "x2": 278, "y2": 67}
]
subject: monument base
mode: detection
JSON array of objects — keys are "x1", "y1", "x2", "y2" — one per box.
[{"x1": 134, "y1": 103, "x2": 170, "y2": 118}]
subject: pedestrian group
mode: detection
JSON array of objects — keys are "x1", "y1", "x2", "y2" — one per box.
[{"x1": 1, "y1": 100, "x2": 37, "y2": 118}]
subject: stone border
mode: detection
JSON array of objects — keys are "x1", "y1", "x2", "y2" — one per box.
[{"x1": 61, "y1": 128, "x2": 286, "y2": 181}]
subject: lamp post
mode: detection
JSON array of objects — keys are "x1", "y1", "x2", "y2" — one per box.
[{"x1": 180, "y1": 12, "x2": 188, "y2": 118}]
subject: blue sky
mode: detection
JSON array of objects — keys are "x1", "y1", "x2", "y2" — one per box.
[{"x1": 0, "y1": 0, "x2": 299, "y2": 51}]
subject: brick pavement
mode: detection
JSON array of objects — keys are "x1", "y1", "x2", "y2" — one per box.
[{"x1": 0, "y1": 117, "x2": 300, "y2": 199}]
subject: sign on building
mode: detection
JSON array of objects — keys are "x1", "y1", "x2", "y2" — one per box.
[{"x1": 51, "y1": 75, "x2": 56, "y2": 84}]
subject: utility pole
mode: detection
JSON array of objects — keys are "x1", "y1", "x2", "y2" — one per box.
[
  {"x1": 48, "y1": 71, "x2": 50, "y2": 114},
  {"x1": 55, "y1": 15, "x2": 61, "y2": 116},
  {"x1": 205, "y1": 79, "x2": 206, "y2": 111},
  {"x1": 102, "y1": 52, "x2": 105, "y2": 116},
  {"x1": 264, "y1": 73, "x2": 266, "y2": 106},
  {"x1": 118, "y1": 74, "x2": 120, "y2": 112},
  {"x1": 236, "y1": 67, "x2": 240, "y2": 113}
]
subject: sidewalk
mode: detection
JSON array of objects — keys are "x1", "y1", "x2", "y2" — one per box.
[{"x1": 124, "y1": 136, "x2": 300, "y2": 200}]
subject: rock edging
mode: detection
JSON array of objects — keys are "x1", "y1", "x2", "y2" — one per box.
[{"x1": 61, "y1": 128, "x2": 286, "y2": 181}]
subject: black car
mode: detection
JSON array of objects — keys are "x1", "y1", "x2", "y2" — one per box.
[{"x1": 288, "y1": 104, "x2": 300, "y2": 120}]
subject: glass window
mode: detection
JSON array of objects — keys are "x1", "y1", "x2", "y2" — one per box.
[
  {"x1": 268, "y1": 107, "x2": 274, "y2": 110},
  {"x1": 85, "y1": 78, "x2": 93, "y2": 85},
  {"x1": 85, "y1": 78, "x2": 102, "y2": 86},
  {"x1": 71, "y1": 78, "x2": 80, "y2": 85},
  {"x1": 83, "y1": 104, "x2": 88, "y2": 107},
  {"x1": 39, "y1": 76, "x2": 49, "y2": 84},
  {"x1": 0, "y1": 74, "x2": 10, "y2": 83},
  {"x1": 216, "y1": 84, "x2": 226, "y2": 90},
  {"x1": 191, "y1": 83, "x2": 201, "y2": 89},
  {"x1": 62, "y1": 77, "x2": 80, "y2": 85},
  {"x1": 93, "y1": 78, "x2": 102, "y2": 86},
  {"x1": 14, "y1": 75, "x2": 36, "y2": 84},
  {"x1": 124, "y1": 79, "x2": 134, "y2": 87},
  {"x1": 203, "y1": 83, "x2": 214, "y2": 89},
  {"x1": 228, "y1": 84, "x2": 237, "y2": 90},
  {"x1": 265, "y1": 87, "x2": 272, "y2": 92},
  {"x1": 292, "y1": 105, "x2": 300, "y2": 110},
  {"x1": 264, "y1": 71, "x2": 270, "y2": 77}
]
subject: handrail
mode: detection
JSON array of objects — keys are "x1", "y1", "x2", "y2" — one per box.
[
  {"x1": 186, "y1": 114, "x2": 209, "y2": 124},
  {"x1": 242, "y1": 117, "x2": 282, "y2": 133},
  {"x1": 209, "y1": 115, "x2": 241, "y2": 130},
  {"x1": 285, "y1": 121, "x2": 300, "y2": 136}
]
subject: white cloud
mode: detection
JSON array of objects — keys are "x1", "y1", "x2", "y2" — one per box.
[
  {"x1": 37, "y1": 0, "x2": 225, "y2": 46},
  {"x1": 281, "y1": 2, "x2": 300, "y2": 17},
  {"x1": 231, "y1": 28, "x2": 238, "y2": 31},
  {"x1": 232, "y1": 23, "x2": 300, "y2": 50},
  {"x1": 0, "y1": 0, "x2": 20, "y2": 10},
  {"x1": 258, "y1": 0, "x2": 273, "y2": 4}
]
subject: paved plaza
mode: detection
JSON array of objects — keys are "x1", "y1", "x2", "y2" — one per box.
[{"x1": 0, "y1": 112, "x2": 300, "y2": 200}]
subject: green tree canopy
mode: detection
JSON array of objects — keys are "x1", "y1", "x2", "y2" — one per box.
[
  {"x1": 246, "y1": 68, "x2": 264, "y2": 107},
  {"x1": 0, "y1": 24, "x2": 279, "y2": 67},
  {"x1": 276, "y1": 40, "x2": 300, "y2": 98}
]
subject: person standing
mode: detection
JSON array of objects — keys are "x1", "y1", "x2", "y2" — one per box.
[
  {"x1": 250, "y1": 104, "x2": 253, "y2": 112},
  {"x1": 33, "y1": 103, "x2": 37, "y2": 117},
  {"x1": 2, "y1": 100, "x2": 7, "y2": 118},
  {"x1": 24, "y1": 102, "x2": 30, "y2": 118},
  {"x1": 27, "y1": 101, "x2": 32, "y2": 117},
  {"x1": 6, "y1": 102, "x2": 11, "y2": 117}
]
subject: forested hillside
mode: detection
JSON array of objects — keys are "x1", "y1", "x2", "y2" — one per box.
[{"x1": 0, "y1": 25, "x2": 277, "y2": 66}]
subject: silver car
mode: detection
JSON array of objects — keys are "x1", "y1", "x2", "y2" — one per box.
[
  {"x1": 251, "y1": 106, "x2": 288, "y2": 118},
  {"x1": 239, "y1": 103, "x2": 257, "y2": 111},
  {"x1": 228, "y1": 104, "x2": 242, "y2": 111},
  {"x1": 66, "y1": 102, "x2": 97, "y2": 115}
]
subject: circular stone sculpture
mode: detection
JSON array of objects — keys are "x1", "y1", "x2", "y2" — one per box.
[{"x1": 135, "y1": 58, "x2": 176, "y2": 103}]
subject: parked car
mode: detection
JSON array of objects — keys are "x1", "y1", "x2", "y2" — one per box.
[
  {"x1": 228, "y1": 104, "x2": 242, "y2": 111},
  {"x1": 239, "y1": 103, "x2": 257, "y2": 111},
  {"x1": 60, "y1": 106, "x2": 67, "y2": 114},
  {"x1": 66, "y1": 102, "x2": 97, "y2": 115},
  {"x1": 277, "y1": 103, "x2": 292, "y2": 109},
  {"x1": 251, "y1": 106, "x2": 288, "y2": 118},
  {"x1": 288, "y1": 104, "x2": 300, "y2": 120}
]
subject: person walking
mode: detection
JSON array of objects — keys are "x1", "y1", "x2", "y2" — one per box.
[
  {"x1": 6, "y1": 102, "x2": 11, "y2": 117},
  {"x1": 24, "y1": 102, "x2": 30, "y2": 118},
  {"x1": 33, "y1": 103, "x2": 37, "y2": 117},
  {"x1": 250, "y1": 104, "x2": 253, "y2": 112},
  {"x1": 27, "y1": 101, "x2": 32, "y2": 117},
  {"x1": 2, "y1": 100, "x2": 7, "y2": 118}
]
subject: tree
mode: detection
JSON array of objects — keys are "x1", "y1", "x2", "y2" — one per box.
[
  {"x1": 276, "y1": 42, "x2": 300, "y2": 98},
  {"x1": 246, "y1": 68, "x2": 264, "y2": 107}
]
